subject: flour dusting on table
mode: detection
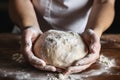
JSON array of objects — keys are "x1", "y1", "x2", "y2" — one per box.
[
  {"x1": 98, "y1": 54, "x2": 116, "y2": 69},
  {"x1": 12, "y1": 53, "x2": 25, "y2": 63}
]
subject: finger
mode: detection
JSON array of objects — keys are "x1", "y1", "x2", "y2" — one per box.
[
  {"x1": 65, "y1": 62, "x2": 94, "y2": 74},
  {"x1": 25, "y1": 50, "x2": 46, "y2": 66},
  {"x1": 34, "y1": 65, "x2": 57, "y2": 72},
  {"x1": 56, "y1": 68, "x2": 65, "y2": 72},
  {"x1": 75, "y1": 53, "x2": 99, "y2": 66}
]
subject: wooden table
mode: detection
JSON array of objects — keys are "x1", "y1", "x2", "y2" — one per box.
[{"x1": 0, "y1": 33, "x2": 120, "y2": 80}]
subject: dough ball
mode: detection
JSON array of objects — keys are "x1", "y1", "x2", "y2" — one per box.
[{"x1": 33, "y1": 30, "x2": 88, "y2": 69}]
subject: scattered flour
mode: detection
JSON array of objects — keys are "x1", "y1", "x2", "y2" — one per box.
[
  {"x1": 47, "y1": 55, "x2": 117, "y2": 80},
  {"x1": 47, "y1": 73, "x2": 85, "y2": 80},
  {"x1": 12, "y1": 53, "x2": 25, "y2": 63},
  {"x1": 11, "y1": 53, "x2": 116, "y2": 80},
  {"x1": 0, "y1": 69, "x2": 31, "y2": 80},
  {"x1": 11, "y1": 53, "x2": 116, "y2": 69},
  {"x1": 98, "y1": 54, "x2": 116, "y2": 69},
  {"x1": 47, "y1": 74, "x2": 68, "y2": 80}
]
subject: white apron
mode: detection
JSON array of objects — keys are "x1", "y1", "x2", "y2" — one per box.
[{"x1": 32, "y1": 0, "x2": 93, "y2": 33}]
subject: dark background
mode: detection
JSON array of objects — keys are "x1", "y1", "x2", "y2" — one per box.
[
  {"x1": 0, "y1": 0, "x2": 13, "y2": 33},
  {"x1": 0, "y1": 0, "x2": 120, "y2": 33}
]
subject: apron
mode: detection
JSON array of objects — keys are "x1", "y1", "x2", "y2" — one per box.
[{"x1": 32, "y1": 0, "x2": 93, "y2": 33}]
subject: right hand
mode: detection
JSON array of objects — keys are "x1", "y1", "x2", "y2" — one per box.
[
  {"x1": 21, "y1": 27, "x2": 57, "y2": 72},
  {"x1": 64, "y1": 29, "x2": 101, "y2": 74}
]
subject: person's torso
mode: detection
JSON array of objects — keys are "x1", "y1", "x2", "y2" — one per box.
[{"x1": 32, "y1": 0, "x2": 93, "y2": 33}]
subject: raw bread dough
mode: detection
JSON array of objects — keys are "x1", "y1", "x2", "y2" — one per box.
[{"x1": 33, "y1": 30, "x2": 88, "y2": 69}]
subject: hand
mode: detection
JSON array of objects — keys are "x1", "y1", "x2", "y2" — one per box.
[
  {"x1": 64, "y1": 29, "x2": 101, "y2": 74},
  {"x1": 21, "y1": 27, "x2": 57, "y2": 72}
]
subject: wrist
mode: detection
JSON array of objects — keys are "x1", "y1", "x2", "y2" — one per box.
[
  {"x1": 21, "y1": 26, "x2": 43, "y2": 34},
  {"x1": 21, "y1": 26, "x2": 32, "y2": 31},
  {"x1": 85, "y1": 28, "x2": 103, "y2": 38},
  {"x1": 92, "y1": 28, "x2": 103, "y2": 37}
]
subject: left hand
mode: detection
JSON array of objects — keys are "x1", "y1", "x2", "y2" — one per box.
[
  {"x1": 21, "y1": 27, "x2": 58, "y2": 72},
  {"x1": 64, "y1": 29, "x2": 101, "y2": 74}
]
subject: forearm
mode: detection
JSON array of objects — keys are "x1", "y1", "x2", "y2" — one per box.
[
  {"x1": 85, "y1": 0, "x2": 115, "y2": 37},
  {"x1": 9, "y1": 0, "x2": 41, "y2": 32}
]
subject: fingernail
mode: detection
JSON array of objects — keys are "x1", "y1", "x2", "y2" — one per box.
[{"x1": 52, "y1": 69, "x2": 56, "y2": 72}]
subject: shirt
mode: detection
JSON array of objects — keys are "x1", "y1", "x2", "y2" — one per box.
[{"x1": 32, "y1": 0, "x2": 93, "y2": 33}]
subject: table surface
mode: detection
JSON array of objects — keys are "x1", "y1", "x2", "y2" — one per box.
[{"x1": 0, "y1": 33, "x2": 120, "y2": 80}]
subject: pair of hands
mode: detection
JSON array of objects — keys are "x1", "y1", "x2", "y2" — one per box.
[{"x1": 21, "y1": 27, "x2": 101, "y2": 74}]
